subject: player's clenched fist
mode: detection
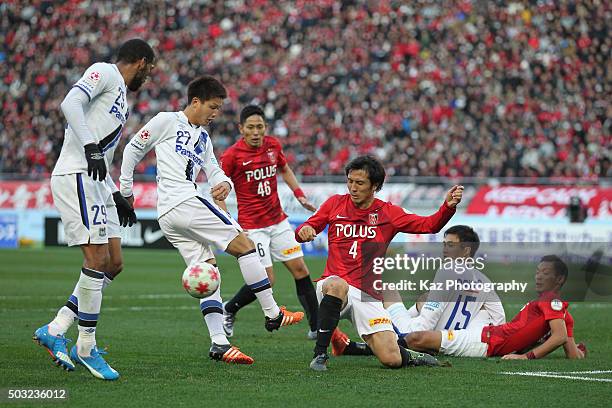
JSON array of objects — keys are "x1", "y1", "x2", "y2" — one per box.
[
  {"x1": 211, "y1": 181, "x2": 231, "y2": 201},
  {"x1": 298, "y1": 225, "x2": 317, "y2": 242},
  {"x1": 445, "y1": 185, "x2": 464, "y2": 208}
]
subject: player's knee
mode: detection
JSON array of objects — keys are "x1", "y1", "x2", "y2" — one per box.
[
  {"x1": 406, "y1": 332, "x2": 424, "y2": 350},
  {"x1": 378, "y1": 349, "x2": 402, "y2": 368},
  {"x1": 290, "y1": 263, "x2": 309, "y2": 280},
  {"x1": 228, "y1": 233, "x2": 255, "y2": 257},
  {"x1": 323, "y1": 277, "x2": 349, "y2": 299}
]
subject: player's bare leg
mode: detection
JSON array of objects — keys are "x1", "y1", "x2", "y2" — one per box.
[
  {"x1": 310, "y1": 277, "x2": 348, "y2": 371},
  {"x1": 365, "y1": 331, "x2": 441, "y2": 368},
  {"x1": 362, "y1": 331, "x2": 403, "y2": 368},
  {"x1": 283, "y1": 257, "x2": 318, "y2": 338},
  {"x1": 405, "y1": 331, "x2": 442, "y2": 354},
  {"x1": 225, "y1": 233, "x2": 303, "y2": 330}
]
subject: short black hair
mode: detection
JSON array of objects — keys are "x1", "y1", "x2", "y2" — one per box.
[
  {"x1": 540, "y1": 255, "x2": 569, "y2": 286},
  {"x1": 187, "y1": 76, "x2": 227, "y2": 104},
  {"x1": 344, "y1": 155, "x2": 386, "y2": 192},
  {"x1": 116, "y1": 38, "x2": 155, "y2": 64},
  {"x1": 240, "y1": 105, "x2": 265, "y2": 124},
  {"x1": 444, "y1": 225, "x2": 480, "y2": 256}
]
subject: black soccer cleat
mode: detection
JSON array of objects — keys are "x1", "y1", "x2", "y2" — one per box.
[
  {"x1": 405, "y1": 348, "x2": 441, "y2": 367},
  {"x1": 309, "y1": 353, "x2": 329, "y2": 371}
]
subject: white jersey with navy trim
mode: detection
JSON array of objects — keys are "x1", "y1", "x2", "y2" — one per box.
[
  {"x1": 53, "y1": 62, "x2": 128, "y2": 176},
  {"x1": 120, "y1": 111, "x2": 233, "y2": 218},
  {"x1": 404, "y1": 267, "x2": 506, "y2": 333}
]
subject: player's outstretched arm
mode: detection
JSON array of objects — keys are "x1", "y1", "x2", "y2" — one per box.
[
  {"x1": 563, "y1": 337, "x2": 586, "y2": 359},
  {"x1": 294, "y1": 195, "x2": 335, "y2": 242},
  {"x1": 502, "y1": 318, "x2": 568, "y2": 360},
  {"x1": 279, "y1": 164, "x2": 316, "y2": 212},
  {"x1": 445, "y1": 185, "x2": 464, "y2": 208}
]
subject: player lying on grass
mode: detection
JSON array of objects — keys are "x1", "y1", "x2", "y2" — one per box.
[
  {"x1": 332, "y1": 225, "x2": 506, "y2": 357},
  {"x1": 34, "y1": 39, "x2": 155, "y2": 380},
  {"x1": 296, "y1": 155, "x2": 464, "y2": 371},
  {"x1": 404, "y1": 255, "x2": 586, "y2": 360},
  {"x1": 120, "y1": 76, "x2": 303, "y2": 365},
  {"x1": 216, "y1": 105, "x2": 319, "y2": 340}
]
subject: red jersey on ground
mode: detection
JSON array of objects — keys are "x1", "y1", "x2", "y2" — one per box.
[
  {"x1": 221, "y1": 136, "x2": 288, "y2": 229},
  {"x1": 482, "y1": 291, "x2": 574, "y2": 356},
  {"x1": 295, "y1": 194, "x2": 456, "y2": 299}
]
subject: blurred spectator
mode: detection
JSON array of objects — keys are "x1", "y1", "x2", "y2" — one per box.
[{"x1": 0, "y1": 0, "x2": 609, "y2": 180}]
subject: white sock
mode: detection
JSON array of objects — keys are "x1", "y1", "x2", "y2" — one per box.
[
  {"x1": 237, "y1": 252, "x2": 279, "y2": 318},
  {"x1": 76, "y1": 268, "x2": 104, "y2": 356},
  {"x1": 387, "y1": 302, "x2": 414, "y2": 334},
  {"x1": 407, "y1": 304, "x2": 419, "y2": 318},
  {"x1": 48, "y1": 306, "x2": 77, "y2": 337},
  {"x1": 48, "y1": 271, "x2": 114, "y2": 337},
  {"x1": 200, "y1": 285, "x2": 230, "y2": 345}
]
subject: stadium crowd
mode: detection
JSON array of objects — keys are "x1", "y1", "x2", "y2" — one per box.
[{"x1": 1, "y1": 0, "x2": 609, "y2": 179}]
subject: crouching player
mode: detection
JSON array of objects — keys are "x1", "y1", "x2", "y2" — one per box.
[
  {"x1": 405, "y1": 255, "x2": 586, "y2": 360},
  {"x1": 296, "y1": 155, "x2": 464, "y2": 370}
]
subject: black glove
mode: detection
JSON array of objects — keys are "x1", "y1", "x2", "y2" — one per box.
[
  {"x1": 113, "y1": 192, "x2": 137, "y2": 227},
  {"x1": 84, "y1": 143, "x2": 107, "y2": 181}
]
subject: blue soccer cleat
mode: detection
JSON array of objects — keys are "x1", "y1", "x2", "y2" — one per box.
[
  {"x1": 70, "y1": 345, "x2": 120, "y2": 380},
  {"x1": 32, "y1": 325, "x2": 75, "y2": 371}
]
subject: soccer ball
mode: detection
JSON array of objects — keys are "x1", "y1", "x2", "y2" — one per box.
[{"x1": 181, "y1": 262, "x2": 220, "y2": 298}]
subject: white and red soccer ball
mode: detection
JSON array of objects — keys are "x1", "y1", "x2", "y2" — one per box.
[{"x1": 182, "y1": 262, "x2": 220, "y2": 298}]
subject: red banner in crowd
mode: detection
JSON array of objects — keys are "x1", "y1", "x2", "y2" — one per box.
[
  {"x1": 466, "y1": 185, "x2": 612, "y2": 218},
  {"x1": 0, "y1": 181, "x2": 159, "y2": 209}
]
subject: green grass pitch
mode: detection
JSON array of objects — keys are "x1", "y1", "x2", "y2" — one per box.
[{"x1": 1, "y1": 248, "x2": 610, "y2": 407}]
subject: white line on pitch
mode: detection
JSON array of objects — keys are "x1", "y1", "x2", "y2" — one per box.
[
  {"x1": 501, "y1": 371, "x2": 612, "y2": 383},
  {"x1": 530, "y1": 370, "x2": 612, "y2": 375}
]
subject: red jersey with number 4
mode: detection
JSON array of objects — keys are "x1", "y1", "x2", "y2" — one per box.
[
  {"x1": 295, "y1": 194, "x2": 456, "y2": 299},
  {"x1": 221, "y1": 136, "x2": 288, "y2": 229},
  {"x1": 482, "y1": 291, "x2": 574, "y2": 356}
]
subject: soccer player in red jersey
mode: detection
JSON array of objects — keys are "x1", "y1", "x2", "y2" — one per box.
[
  {"x1": 405, "y1": 255, "x2": 586, "y2": 359},
  {"x1": 295, "y1": 155, "x2": 464, "y2": 370},
  {"x1": 218, "y1": 105, "x2": 319, "y2": 338}
]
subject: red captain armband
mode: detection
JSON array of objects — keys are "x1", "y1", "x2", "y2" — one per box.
[
  {"x1": 527, "y1": 351, "x2": 537, "y2": 360},
  {"x1": 293, "y1": 188, "x2": 306, "y2": 199}
]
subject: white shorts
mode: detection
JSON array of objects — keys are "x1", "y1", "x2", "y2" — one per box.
[
  {"x1": 440, "y1": 320, "x2": 489, "y2": 358},
  {"x1": 158, "y1": 197, "x2": 242, "y2": 266},
  {"x1": 51, "y1": 173, "x2": 120, "y2": 246},
  {"x1": 316, "y1": 276, "x2": 394, "y2": 340},
  {"x1": 246, "y1": 219, "x2": 303, "y2": 268}
]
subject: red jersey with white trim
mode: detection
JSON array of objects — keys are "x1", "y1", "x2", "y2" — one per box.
[
  {"x1": 295, "y1": 194, "x2": 456, "y2": 299},
  {"x1": 221, "y1": 136, "x2": 288, "y2": 229},
  {"x1": 483, "y1": 291, "x2": 574, "y2": 357}
]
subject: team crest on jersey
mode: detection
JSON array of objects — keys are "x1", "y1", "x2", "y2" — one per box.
[
  {"x1": 140, "y1": 130, "x2": 151, "y2": 141},
  {"x1": 550, "y1": 299, "x2": 563, "y2": 311},
  {"x1": 267, "y1": 150, "x2": 277, "y2": 164},
  {"x1": 89, "y1": 71, "x2": 101, "y2": 82},
  {"x1": 369, "y1": 213, "x2": 378, "y2": 225}
]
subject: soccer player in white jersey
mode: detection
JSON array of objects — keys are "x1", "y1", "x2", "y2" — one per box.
[
  {"x1": 119, "y1": 76, "x2": 304, "y2": 365},
  {"x1": 33, "y1": 39, "x2": 155, "y2": 380},
  {"x1": 330, "y1": 225, "x2": 505, "y2": 357}
]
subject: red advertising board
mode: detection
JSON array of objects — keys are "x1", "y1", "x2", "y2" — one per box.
[
  {"x1": 466, "y1": 185, "x2": 612, "y2": 218},
  {"x1": 0, "y1": 181, "x2": 158, "y2": 209}
]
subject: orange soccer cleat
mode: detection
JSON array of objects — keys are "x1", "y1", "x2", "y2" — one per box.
[
  {"x1": 331, "y1": 328, "x2": 351, "y2": 356},
  {"x1": 264, "y1": 306, "x2": 304, "y2": 331},
  {"x1": 209, "y1": 344, "x2": 254, "y2": 365}
]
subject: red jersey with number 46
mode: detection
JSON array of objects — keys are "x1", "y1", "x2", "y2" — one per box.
[
  {"x1": 221, "y1": 136, "x2": 287, "y2": 229},
  {"x1": 483, "y1": 291, "x2": 574, "y2": 356},
  {"x1": 295, "y1": 194, "x2": 456, "y2": 299}
]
